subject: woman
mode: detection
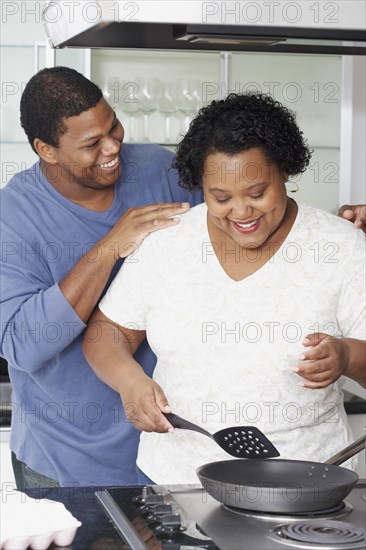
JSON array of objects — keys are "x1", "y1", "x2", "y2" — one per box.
[{"x1": 83, "y1": 93, "x2": 365, "y2": 484}]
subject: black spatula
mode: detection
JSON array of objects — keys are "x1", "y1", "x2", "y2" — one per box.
[{"x1": 164, "y1": 412, "x2": 280, "y2": 458}]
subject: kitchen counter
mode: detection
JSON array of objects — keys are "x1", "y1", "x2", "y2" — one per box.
[
  {"x1": 13, "y1": 481, "x2": 366, "y2": 550},
  {"x1": 13, "y1": 486, "x2": 129, "y2": 549}
]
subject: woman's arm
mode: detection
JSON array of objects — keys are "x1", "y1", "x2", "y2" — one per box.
[
  {"x1": 293, "y1": 333, "x2": 366, "y2": 389},
  {"x1": 83, "y1": 308, "x2": 172, "y2": 432}
]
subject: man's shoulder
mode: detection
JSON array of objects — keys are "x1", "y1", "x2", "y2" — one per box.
[
  {"x1": 1, "y1": 162, "x2": 41, "y2": 199},
  {"x1": 0, "y1": 163, "x2": 46, "y2": 232}
]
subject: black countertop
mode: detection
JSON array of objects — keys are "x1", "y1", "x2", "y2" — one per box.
[
  {"x1": 17, "y1": 481, "x2": 366, "y2": 549},
  {"x1": 20, "y1": 486, "x2": 130, "y2": 549}
]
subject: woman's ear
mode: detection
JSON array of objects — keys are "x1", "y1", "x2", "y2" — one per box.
[
  {"x1": 33, "y1": 138, "x2": 58, "y2": 165},
  {"x1": 285, "y1": 175, "x2": 299, "y2": 194}
]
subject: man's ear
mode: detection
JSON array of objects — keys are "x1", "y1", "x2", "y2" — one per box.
[{"x1": 33, "y1": 138, "x2": 58, "y2": 165}]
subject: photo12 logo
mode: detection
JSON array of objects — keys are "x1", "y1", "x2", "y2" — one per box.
[
  {"x1": 201, "y1": 1, "x2": 340, "y2": 25},
  {"x1": 1, "y1": 1, "x2": 140, "y2": 25}
]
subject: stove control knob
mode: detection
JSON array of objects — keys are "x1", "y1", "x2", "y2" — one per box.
[
  {"x1": 132, "y1": 486, "x2": 154, "y2": 506},
  {"x1": 145, "y1": 494, "x2": 165, "y2": 507},
  {"x1": 154, "y1": 513, "x2": 186, "y2": 540},
  {"x1": 153, "y1": 504, "x2": 173, "y2": 517},
  {"x1": 147, "y1": 504, "x2": 173, "y2": 526},
  {"x1": 138, "y1": 494, "x2": 165, "y2": 516}
]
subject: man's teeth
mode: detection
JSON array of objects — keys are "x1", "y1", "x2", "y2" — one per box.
[
  {"x1": 97, "y1": 157, "x2": 118, "y2": 169},
  {"x1": 235, "y1": 219, "x2": 259, "y2": 229}
]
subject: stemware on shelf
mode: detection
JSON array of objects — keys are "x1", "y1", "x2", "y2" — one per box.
[
  {"x1": 135, "y1": 77, "x2": 162, "y2": 142},
  {"x1": 102, "y1": 76, "x2": 121, "y2": 110},
  {"x1": 176, "y1": 79, "x2": 203, "y2": 135},
  {"x1": 157, "y1": 80, "x2": 179, "y2": 144},
  {"x1": 119, "y1": 80, "x2": 141, "y2": 142}
]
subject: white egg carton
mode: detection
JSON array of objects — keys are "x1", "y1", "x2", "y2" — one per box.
[{"x1": 0, "y1": 492, "x2": 82, "y2": 550}]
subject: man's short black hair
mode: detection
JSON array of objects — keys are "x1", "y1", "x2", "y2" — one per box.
[
  {"x1": 173, "y1": 92, "x2": 312, "y2": 190},
  {"x1": 20, "y1": 66, "x2": 103, "y2": 154}
]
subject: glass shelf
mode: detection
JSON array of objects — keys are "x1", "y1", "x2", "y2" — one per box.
[
  {"x1": 92, "y1": 49, "x2": 220, "y2": 60},
  {"x1": 0, "y1": 44, "x2": 35, "y2": 49}
]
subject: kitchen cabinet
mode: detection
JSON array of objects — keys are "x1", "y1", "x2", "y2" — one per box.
[
  {"x1": 91, "y1": 49, "x2": 221, "y2": 145},
  {"x1": 0, "y1": 0, "x2": 89, "y2": 185},
  {"x1": 1, "y1": 3, "x2": 365, "y2": 210},
  {"x1": 89, "y1": 48, "x2": 346, "y2": 213},
  {"x1": 0, "y1": 1, "x2": 44, "y2": 175}
]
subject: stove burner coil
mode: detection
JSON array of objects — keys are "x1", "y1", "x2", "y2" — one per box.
[
  {"x1": 274, "y1": 520, "x2": 366, "y2": 545},
  {"x1": 223, "y1": 500, "x2": 349, "y2": 519}
]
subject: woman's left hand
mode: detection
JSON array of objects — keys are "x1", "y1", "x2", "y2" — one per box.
[{"x1": 292, "y1": 333, "x2": 347, "y2": 388}]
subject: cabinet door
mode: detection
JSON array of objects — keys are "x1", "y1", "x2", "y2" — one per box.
[
  {"x1": 91, "y1": 49, "x2": 221, "y2": 146},
  {"x1": 230, "y1": 52, "x2": 342, "y2": 214},
  {"x1": 1, "y1": 2, "x2": 47, "y2": 185},
  {"x1": 0, "y1": 1, "x2": 90, "y2": 187}
]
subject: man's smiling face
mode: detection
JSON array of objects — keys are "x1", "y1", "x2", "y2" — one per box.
[{"x1": 44, "y1": 98, "x2": 124, "y2": 193}]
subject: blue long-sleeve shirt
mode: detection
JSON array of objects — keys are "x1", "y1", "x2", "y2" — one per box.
[{"x1": 0, "y1": 144, "x2": 203, "y2": 485}]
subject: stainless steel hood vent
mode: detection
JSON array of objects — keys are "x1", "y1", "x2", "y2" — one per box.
[{"x1": 44, "y1": 1, "x2": 366, "y2": 55}]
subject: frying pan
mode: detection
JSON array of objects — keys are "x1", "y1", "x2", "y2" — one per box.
[{"x1": 196, "y1": 436, "x2": 365, "y2": 513}]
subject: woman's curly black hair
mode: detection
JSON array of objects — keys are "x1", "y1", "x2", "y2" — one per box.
[
  {"x1": 173, "y1": 92, "x2": 312, "y2": 190},
  {"x1": 20, "y1": 67, "x2": 103, "y2": 154}
]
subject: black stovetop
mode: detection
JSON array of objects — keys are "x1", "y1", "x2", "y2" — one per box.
[{"x1": 96, "y1": 481, "x2": 366, "y2": 550}]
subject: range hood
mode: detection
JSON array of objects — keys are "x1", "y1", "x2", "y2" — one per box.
[{"x1": 44, "y1": 1, "x2": 366, "y2": 55}]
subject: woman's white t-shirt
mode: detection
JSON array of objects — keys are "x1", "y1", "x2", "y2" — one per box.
[{"x1": 99, "y1": 202, "x2": 365, "y2": 484}]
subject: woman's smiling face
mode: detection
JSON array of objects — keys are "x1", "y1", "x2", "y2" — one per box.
[{"x1": 203, "y1": 147, "x2": 290, "y2": 250}]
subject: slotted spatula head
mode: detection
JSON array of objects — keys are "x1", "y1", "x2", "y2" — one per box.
[
  {"x1": 213, "y1": 426, "x2": 280, "y2": 458},
  {"x1": 163, "y1": 413, "x2": 280, "y2": 459}
]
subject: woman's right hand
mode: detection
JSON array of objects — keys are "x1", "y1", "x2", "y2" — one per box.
[{"x1": 119, "y1": 369, "x2": 173, "y2": 433}]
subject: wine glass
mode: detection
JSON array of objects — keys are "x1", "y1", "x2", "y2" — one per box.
[
  {"x1": 102, "y1": 76, "x2": 120, "y2": 109},
  {"x1": 157, "y1": 80, "x2": 178, "y2": 144},
  {"x1": 120, "y1": 80, "x2": 141, "y2": 142},
  {"x1": 176, "y1": 79, "x2": 203, "y2": 135},
  {"x1": 135, "y1": 77, "x2": 161, "y2": 142}
]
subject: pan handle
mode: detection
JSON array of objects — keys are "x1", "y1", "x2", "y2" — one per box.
[{"x1": 324, "y1": 435, "x2": 365, "y2": 466}]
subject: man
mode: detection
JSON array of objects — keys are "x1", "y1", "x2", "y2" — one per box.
[
  {"x1": 1, "y1": 67, "x2": 363, "y2": 488},
  {"x1": 0, "y1": 67, "x2": 202, "y2": 488},
  {"x1": 338, "y1": 204, "x2": 366, "y2": 233}
]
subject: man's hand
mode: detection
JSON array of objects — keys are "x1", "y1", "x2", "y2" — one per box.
[
  {"x1": 338, "y1": 204, "x2": 366, "y2": 234},
  {"x1": 119, "y1": 369, "x2": 174, "y2": 433},
  {"x1": 102, "y1": 202, "x2": 190, "y2": 258},
  {"x1": 292, "y1": 333, "x2": 347, "y2": 389}
]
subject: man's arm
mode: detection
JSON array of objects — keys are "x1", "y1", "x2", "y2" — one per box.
[
  {"x1": 0, "y1": 202, "x2": 189, "y2": 371},
  {"x1": 59, "y1": 202, "x2": 190, "y2": 322},
  {"x1": 83, "y1": 308, "x2": 172, "y2": 432}
]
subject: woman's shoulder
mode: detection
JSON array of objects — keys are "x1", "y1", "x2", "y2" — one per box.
[
  {"x1": 134, "y1": 202, "x2": 207, "y2": 260},
  {"x1": 298, "y1": 203, "x2": 365, "y2": 243},
  {"x1": 153, "y1": 202, "x2": 206, "y2": 239}
]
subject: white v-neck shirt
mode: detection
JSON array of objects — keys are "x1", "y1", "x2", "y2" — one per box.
[{"x1": 100, "y1": 202, "x2": 365, "y2": 483}]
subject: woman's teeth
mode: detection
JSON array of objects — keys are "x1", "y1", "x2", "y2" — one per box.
[
  {"x1": 235, "y1": 219, "x2": 259, "y2": 229},
  {"x1": 97, "y1": 157, "x2": 119, "y2": 169}
]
